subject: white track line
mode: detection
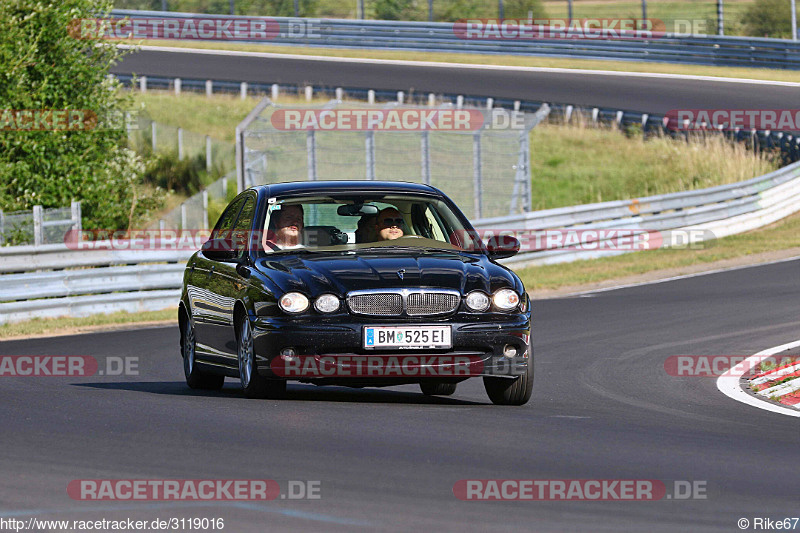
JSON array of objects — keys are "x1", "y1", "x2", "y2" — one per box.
[
  {"x1": 716, "y1": 339, "x2": 800, "y2": 417},
  {"x1": 121, "y1": 45, "x2": 800, "y2": 87}
]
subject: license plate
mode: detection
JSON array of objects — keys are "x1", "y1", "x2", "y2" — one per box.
[{"x1": 363, "y1": 326, "x2": 452, "y2": 349}]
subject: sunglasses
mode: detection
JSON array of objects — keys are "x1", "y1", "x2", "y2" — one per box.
[{"x1": 379, "y1": 217, "x2": 404, "y2": 227}]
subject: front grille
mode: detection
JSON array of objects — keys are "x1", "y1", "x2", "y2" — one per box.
[
  {"x1": 348, "y1": 293, "x2": 403, "y2": 316},
  {"x1": 406, "y1": 292, "x2": 460, "y2": 316}
]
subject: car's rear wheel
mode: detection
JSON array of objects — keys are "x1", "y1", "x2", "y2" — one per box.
[
  {"x1": 182, "y1": 318, "x2": 224, "y2": 390},
  {"x1": 237, "y1": 316, "x2": 286, "y2": 399},
  {"x1": 419, "y1": 381, "x2": 457, "y2": 396},
  {"x1": 483, "y1": 358, "x2": 533, "y2": 406}
]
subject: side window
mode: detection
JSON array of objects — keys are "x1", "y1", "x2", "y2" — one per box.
[
  {"x1": 212, "y1": 197, "x2": 245, "y2": 240},
  {"x1": 231, "y1": 197, "x2": 256, "y2": 256}
]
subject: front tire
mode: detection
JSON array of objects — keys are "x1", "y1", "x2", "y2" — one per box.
[
  {"x1": 182, "y1": 318, "x2": 224, "y2": 390},
  {"x1": 420, "y1": 381, "x2": 457, "y2": 396},
  {"x1": 483, "y1": 358, "x2": 533, "y2": 406},
  {"x1": 237, "y1": 316, "x2": 286, "y2": 399}
]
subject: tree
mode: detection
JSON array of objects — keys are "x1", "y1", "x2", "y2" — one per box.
[
  {"x1": 0, "y1": 0, "x2": 162, "y2": 229},
  {"x1": 740, "y1": 0, "x2": 792, "y2": 38}
]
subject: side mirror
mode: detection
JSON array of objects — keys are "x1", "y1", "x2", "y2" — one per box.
[
  {"x1": 486, "y1": 235, "x2": 520, "y2": 259},
  {"x1": 202, "y1": 238, "x2": 238, "y2": 262}
]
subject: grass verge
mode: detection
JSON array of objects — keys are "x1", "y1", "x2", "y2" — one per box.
[
  {"x1": 0, "y1": 309, "x2": 176, "y2": 340},
  {"x1": 129, "y1": 40, "x2": 800, "y2": 85}
]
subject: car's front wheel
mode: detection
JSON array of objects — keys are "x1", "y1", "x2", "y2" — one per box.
[
  {"x1": 237, "y1": 316, "x2": 286, "y2": 399},
  {"x1": 182, "y1": 318, "x2": 224, "y2": 390},
  {"x1": 483, "y1": 358, "x2": 533, "y2": 406},
  {"x1": 419, "y1": 381, "x2": 457, "y2": 396}
]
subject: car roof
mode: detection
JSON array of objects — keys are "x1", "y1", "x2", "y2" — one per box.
[{"x1": 254, "y1": 180, "x2": 440, "y2": 197}]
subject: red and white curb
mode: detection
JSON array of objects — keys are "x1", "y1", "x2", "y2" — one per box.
[
  {"x1": 749, "y1": 359, "x2": 800, "y2": 406},
  {"x1": 716, "y1": 340, "x2": 800, "y2": 417}
]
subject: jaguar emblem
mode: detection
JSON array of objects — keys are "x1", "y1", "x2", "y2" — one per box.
[{"x1": 397, "y1": 269, "x2": 405, "y2": 280}]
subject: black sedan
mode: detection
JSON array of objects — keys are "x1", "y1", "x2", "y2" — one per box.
[{"x1": 179, "y1": 181, "x2": 533, "y2": 405}]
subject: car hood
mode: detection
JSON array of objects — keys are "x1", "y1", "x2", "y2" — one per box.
[{"x1": 252, "y1": 250, "x2": 520, "y2": 296}]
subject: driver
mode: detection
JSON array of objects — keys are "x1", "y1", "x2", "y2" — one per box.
[
  {"x1": 264, "y1": 204, "x2": 305, "y2": 250},
  {"x1": 375, "y1": 208, "x2": 405, "y2": 241}
]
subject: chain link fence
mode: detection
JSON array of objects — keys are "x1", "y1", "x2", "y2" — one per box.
[{"x1": 0, "y1": 202, "x2": 82, "y2": 246}]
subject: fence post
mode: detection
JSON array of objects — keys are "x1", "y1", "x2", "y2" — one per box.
[
  {"x1": 397, "y1": 91, "x2": 404, "y2": 104},
  {"x1": 0, "y1": 209, "x2": 4, "y2": 245},
  {"x1": 206, "y1": 79, "x2": 213, "y2": 97},
  {"x1": 368, "y1": 90, "x2": 375, "y2": 104},
  {"x1": 33, "y1": 205, "x2": 43, "y2": 246},
  {"x1": 159, "y1": 219, "x2": 166, "y2": 231},
  {"x1": 307, "y1": 130, "x2": 317, "y2": 181},
  {"x1": 174, "y1": 78, "x2": 181, "y2": 96},
  {"x1": 206, "y1": 135, "x2": 212, "y2": 171},
  {"x1": 514, "y1": 100, "x2": 521, "y2": 112},
  {"x1": 151, "y1": 121, "x2": 157, "y2": 152},
  {"x1": 365, "y1": 131, "x2": 376, "y2": 180},
  {"x1": 592, "y1": 107, "x2": 599, "y2": 124},
  {"x1": 486, "y1": 98, "x2": 494, "y2": 109},
  {"x1": 140, "y1": 76, "x2": 147, "y2": 93},
  {"x1": 421, "y1": 130, "x2": 431, "y2": 185},
  {"x1": 335, "y1": 87, "x2": 343, "y2": 100},
  {"x1": 240, "y1": 82, "x2": 248, "y2": 100},
  {"x1": 180, "y1": 204, "x2": 187, "y2": 230},
  {"x1": 222, "y1": 176, "x2": 229, "y2": 201},
  {"x1": 565, "y1": 105, "x2": 574, "y2": 124},
  {"x1": 271, "y1": 83, "x2": 279, "y2": 100},
  {"x1": 472, "y1": 132, "x2": 482, "y2": 219},
  {"x1": 305, "y1": 86, "x2": 313, "y2": 102},
  {"x1": 178, "y1": 127, "x2": 184, "y2": 160},
  {"x1": 70, "y1": 200, "x2": 82, "y2": 232},
  {"x1": 456, "y1": 95, "x2": 464, "y2": 108},
  {"x1": 202, "y1": 190, "x2": 209, "y2": 229},
  {"x1": 428, "y1": 93, "x2": 435, "y2": 106}
]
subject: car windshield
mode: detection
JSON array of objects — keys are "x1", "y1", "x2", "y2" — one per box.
[{"x1": 258, "y1": 193, "x2": 484, "y2": 255}]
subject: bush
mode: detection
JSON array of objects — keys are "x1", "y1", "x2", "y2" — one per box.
[
  {"x1": 0, "y1": 0, "x2": 163, "y2": 229},
  {"x1": 740, "y1": 0, "x2": 793, "y2": 38}
]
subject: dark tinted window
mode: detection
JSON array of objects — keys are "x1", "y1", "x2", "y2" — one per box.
[
  {"x1": 212, "y1": 197, "x2": 244, "y2": 240},
  {"x1": 231, "y1": 196, "x2": 256, "y2": 255}
]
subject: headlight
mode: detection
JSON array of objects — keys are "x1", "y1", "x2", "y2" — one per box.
[
  {"x1": 465, "y1": 291, "x2": 490, "y2": 312},
  {"x1": 314, "y1": 293, "x2": 340, "y2": 313},
  {"x1": 278, "y1": 292, "x2": 309, "y2": 314},
  {"x1": 492, "y1": 289, "x2": 520, "y2": 311}
]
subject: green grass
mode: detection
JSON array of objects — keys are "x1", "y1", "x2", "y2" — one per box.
[
  {"x1": 0, "y1": 309, "x2": 176, "y2": 339},
  {"x1": 515, "y1": 209, "x2": 800, "y2": 290}
]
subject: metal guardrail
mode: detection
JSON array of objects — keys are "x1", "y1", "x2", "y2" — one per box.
[
  {"x1": 2, "y1": 158, "x2": 800, "y2": 324},
  {"x1": 111, "y1": 10, "x2": 800, "y2": 70}
]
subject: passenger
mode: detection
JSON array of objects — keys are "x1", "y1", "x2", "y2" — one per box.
[
  {"x1": 355, "y1": 214, "x2": 377, "y2": 243},
  {"x1": 375, "y1": 208, "x2": 405, "y2": 241}
]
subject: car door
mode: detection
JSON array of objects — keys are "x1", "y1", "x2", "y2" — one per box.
[
  {"x1": 190, "y1": 196, "x2": 245, "y2": 364},
  {"x1": 203, "y1": 193, "x2": 257, "y2": 359}
]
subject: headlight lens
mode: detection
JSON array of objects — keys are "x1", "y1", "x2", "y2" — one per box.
[
  {"x1": 278, "y1": 292, "x2": 309, "y2": 314},
  {"x1": 314, "y1": 293, "x2": 340, "y2": 313},
  {"x1": 465, "y1": 291, "x2": 491, "y2": 312},
  {"x1": 492, "y1": 289, "x2": 520, "y2": 311}
]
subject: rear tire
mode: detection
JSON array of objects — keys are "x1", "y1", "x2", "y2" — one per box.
[
  {"x1": 483, "y1": 358, "x2": 533, "y2": 406},
  {"x1": 237, "y1": 316, "x2": 286, "y2": 399},
  {"x1": 420, "y1": 381, "x2": 457, "y2": 396},
  {"x1": 182, "y1": 317, "x2": 224, "y2": 390}
]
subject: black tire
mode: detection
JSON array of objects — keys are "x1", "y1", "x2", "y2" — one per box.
[
  {"x1": 237, "y1": 316, "x2": 286, "y2": 399},
  {"x1": 483, "y1": 358, "x2": 534, "y2": 406},
  {"x1": 182, "y1": 317, "x2": 224, "y2": 390},
  {"x1": 420, "y1": 381, "x2": 457, "y2": 396}
]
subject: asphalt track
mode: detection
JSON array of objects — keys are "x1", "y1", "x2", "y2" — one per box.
[
  {"x1": 113, "y1": 47, "x2": 800, "y2": 113},
  {"x1": 2, "y1": 259, "x2": 798, "y2": 531}
]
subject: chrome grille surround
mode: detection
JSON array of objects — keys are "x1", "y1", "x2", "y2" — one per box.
[{"x1": 347, "y1": 289, "x2": 461, "y2": 317}]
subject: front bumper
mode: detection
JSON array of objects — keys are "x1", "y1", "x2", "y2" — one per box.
[{"x1": 251, "y1": 313, "x2": 531, "y2": 380}]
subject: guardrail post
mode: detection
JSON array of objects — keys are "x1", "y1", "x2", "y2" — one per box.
[
  {"x1": 151, "y1": 121, "x2": 157, "y2": 152},
  {"x1": 140, "y1": 76, "x2": 147, "y2": 93},
  {"x1": 421, "y1": 130, "x2": 431, "y2": 185},
  {"x1": 456, "y1": 95, "x2": 464, "y2": 108},
  {"x1": 178, "y1": 127, "x2": 184, "y2": 160},
  {"x1": 174, "y1": 78, "x2": 181, "y2": 96},
  {"x1": 565, "y1": 105, "x2": 574, "y2": 124},
  {"x1": 307, "y1": 130, "x2": 317, "y2": 181},
  {"x1": 206, "y1": 135, "x2": 212, "y2": 171},
  {"x1": 615, "y1": 110, "x2": 624, "y2": 128},
  {"x1": 271, "y1": 83, "x2": 279, "y2": 100},
  {"x1": 368, "y1": 90, "x2": 375, "y2": 104},
  {"x1": 514, "y1": 100, "x2": 521, "y2": 112},
  {"x1": 71, "y1": 200, "x2": 82, "y2": 232},
  {"x1": 305, "y1": 86, "x2": 313, "y2": 102},
  {"x1": 33, "y1": 205, "x2": 43, "y2": 246},
  {"x1": 473, "y1": 132, "x2": 482, "y2": 219},
  {"x1": 335, "y1": 87, "x2": 343, "y2": 100},
  {"x1": 642, "y1": 113, "x2": 649, "y2": 128},
  {"x1": 428, "y1": 93, "x2": 435, "y2": 106},
  {"x1": 486, "y1": 98, "x2": 493, "y2": 109},
  {"x1": 397, "y1": 91, "x2": 404, "y2": 104},
  {"x1": 240, "y1": 82, "x2": 248, "y2": 100},
  {"x1": 365, "y1": 131, "x2": 376, "y2": 180},
  {"x1": 206, "y1": 80, "x2": 213, "y2": 97},
  {"x1": 592, "y1": 107, "x2": 599, "y2": 124},
  {"x1": 202, "y1": 190, "x2": 209, "y2": 229}
]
